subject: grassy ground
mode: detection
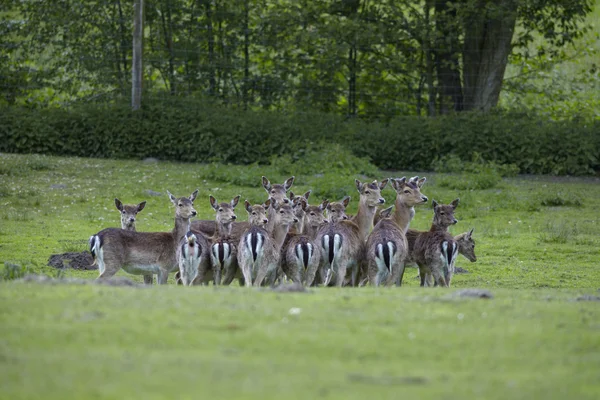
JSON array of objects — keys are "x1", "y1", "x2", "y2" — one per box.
[{"x1": 1, "y1": 152, "x2": 600, "y2": 399}]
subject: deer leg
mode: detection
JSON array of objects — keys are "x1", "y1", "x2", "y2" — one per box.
[
  {"x1": 431, "y1": 267, "x2": 447, "y2": 288},
  {"x1": 221, "y1": 264, "x2": 237, "y2": 286},
  {"x1": 157, "y1": 269, "x2": 169, "y2": 285},
  {"x1": 143, "y1": 274, "x2": 153, "y2": 285},
  {"x1": 418, "y1": 266, "x2": 427, "y2": 287},
  {"x1": 335, "y1": 265, "x2": 347, "y2": 287},
  {"x1": 253, "y1": 265, "x2": 268, "y2": 287},
  {"x1": 96, "y1": 268, "x2": 118, "y2": 280},
  {"x1": 240, "y1": 262, "x2": 253, "y2": 288}
]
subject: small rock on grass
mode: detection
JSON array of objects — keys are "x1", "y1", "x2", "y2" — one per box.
[
  {"x1": 575, "y1": 294, "x2": 600, "y2": 302},
  {"x1": 271, "y1": 282, "x2": 307, "y2": 293},
  {"x1": 447, "y1": 289, "x2": 493, "y2": 299},
  {"x1": 146, "y1": 189, "x2": 162, "y2": 197}
]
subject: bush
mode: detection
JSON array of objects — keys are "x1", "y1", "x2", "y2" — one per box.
[{"x1": 1, "y1": 99, "x2": 598, "y2": 175}]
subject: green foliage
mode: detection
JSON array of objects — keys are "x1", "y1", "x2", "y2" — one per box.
[
  {"x1": 1, "y1": 102, "x2": 599, "y2": 175},
  {"x1": 433, "y1": 153, "x2": 520, "y2": 190},
  {"x1": 539, "y1": 192, "x2": 583, "y2": 207},
  {"x1": 1, "y1": 262, "x2": 27, "y2": 281},
  {"x1": 538, "y1": 221, "x2": 578, "y2": 244}
]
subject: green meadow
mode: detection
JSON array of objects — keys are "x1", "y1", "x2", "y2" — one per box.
[{"x1": 0, "y1": 152, "x2": 599, "y2": 399}]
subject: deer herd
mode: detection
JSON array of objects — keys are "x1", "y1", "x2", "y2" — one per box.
[{"x1": 89, "y1": 175, "x2": 477, "y2": 288}]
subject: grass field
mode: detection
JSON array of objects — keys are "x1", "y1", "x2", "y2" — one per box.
[{"x1": 1, "y1": 152, "x2": 600, "y2": 399}]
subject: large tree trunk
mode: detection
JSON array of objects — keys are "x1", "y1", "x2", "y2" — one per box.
[
  {"x1": 434, "y1": 0, "x2": 463, "y2": 113},
  {"x1": 462, "y1": 0, "x2": 517, "y2": 112}
]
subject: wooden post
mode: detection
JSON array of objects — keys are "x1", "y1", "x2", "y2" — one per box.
[{"x1": 132, "y1": 0, "x2": 143, "y2": 110}]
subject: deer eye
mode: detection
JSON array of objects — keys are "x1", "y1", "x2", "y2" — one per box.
[
  {"x1": 271, "y1": 190, "x2": 276, "y2": 194},
  {"x1": 178, "y1": 204, "x2": 183, "y2": 207},
  {"x1": 280, "y1": 210, "x2": 284, "y2": 214},
  {"x1": 121, "y1": 211, "x2": 126, "y2": 214},
  {"x1": 440, "y1": 212, "x2": 445, "y2": 215},
  {"x1": 365, "y1": 190, "x2": 371, "y2": 194},
  {"x1": 219, "y1": 208, "x2": 223, "y2": 212},
  {"x1": 252, "y1": 212, "x2": 256, "y2": 215},
  {"x1": 404, "y1": 190, "x2": 410, "y2": 194},
  {"x1": 310, "y1": 212, "x2": 315, "y2": 216}
]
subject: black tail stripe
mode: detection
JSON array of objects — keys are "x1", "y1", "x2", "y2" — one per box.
[
  {"x1": 328, "y1": 235, "x2": 334, "y2": 264},
  {"x1": 383, "y1": 244, "x2": 391, "y2": 271},
  {"x1": 302, "y1": 243, "x2": 309, "y2": 267},
  {"x1": 251, "y1": 233, "x2": 259, "y2": 262},
  {"x1": 218, "y1": 243, "x2": 225, "y2": 264}
]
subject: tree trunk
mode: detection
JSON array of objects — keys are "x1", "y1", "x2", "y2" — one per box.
[
  {"x1": 424, "y1": 0, "x2": 436, "y2": 116},
  {"x1": 205, "y1": 0, "x2": 216, "y2": 96},
  {"x1": 462, "y1": 0, "x2": 517, "y2": 111},
  {"x1": 434, "y1": 0, "x2": 463, "y2": 113},
  {"x1": 132, "y1": 0, "x2": 143, "y2": 110},
  {"x1": 243, "y1": 0, "x2": 250, "y2": 109},
  {"x1": 348, "y1": 46, "x2": 357, "y2": 117},
  {"x1": 160, "y1": 0, "x2": 176, "y2": 95}
]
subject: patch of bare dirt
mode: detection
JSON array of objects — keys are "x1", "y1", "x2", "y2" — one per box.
[{"x1": 47, "y1": 252, "x2": 96, "y2": 270}]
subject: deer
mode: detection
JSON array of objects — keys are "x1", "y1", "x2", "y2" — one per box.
[
  {"x1": 89, "y1": 190, "x2": 198, "y2": 284},
  {"x1": 289, "y1": 190, "x2": 312, "y2": 234},
  {"x1": 115, "y1": 198, "x2": 147, "y2": 232},
  {"x1": 237, "y1": 198, "x2": 297, "y2": 287},
  {"x1": 406, "y1": 227, "x2": 476, "y2": 286},
  {"x1": 188, "y1": 176, "x2": 294, "y2": 237},
  {"x1": 113, "y1": 198, "x2": 153, "y2": 284},
  {"x1": 412, "y1": 199, "x2": 460, "y2": 287},
  {"x1": 262, "y1": 176, "x2": 295, "y2": 206},
  {"x1": 177, "y1": 230, "x2": 209, "y2": 286},
  {"x1": 316, "y1": 179, "x2": 388, "y2": 287},
  {"x1": 326, "y1": 196, "x2": 350, "y2": 223},
  {"x1": 365, "y1": 177, "x2": 428, "y2": 287},
  {"x1": 207, "y1": 195, "x2": 241, "y2": 285},
  {"x1": 281, "y1": 199, "x2": 328, "y2": 286}
]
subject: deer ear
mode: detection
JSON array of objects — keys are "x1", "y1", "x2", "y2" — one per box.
[
  {"x1": 284, "y1": 176, "x2": 295, "y2": 191},
  {"x1": 355, "y1": 179, "x2": 363, "y2": 193},
  {"x1": 379, "y1": 178, "x2": 389, "y2": 190},
  {"x1": 209, "y1": 195, "x2": 218, "y2": 210},
  {"x1": 263, "y1": 198, "x2": 271, "y2": 208},
  {"x1": 417, "y1": 177, "x2": 427, "y2": 188},
  {"x1": 244, "y1": 200, "x2": 252, "y2": 213},
  {"x1": 380, "y1": 206, "x2": 393, "y2": 219},
  {"x1": 289, "y1": 191, "x2": 295, "y2": 200},
  {"x1": 393, "y1": 177, "x2": 406, "y2": 191},
  {"x1": 262, "y1": 176, "x2": 271, "y2": 191},
  {"x1": 301, "y1": 198, "x2": 308, "y2": 211},
  {"x1": 137, "y1": 201, "x2": 146, "y2": 212},
  {"x1": 304, "y1": 190, "x2": 311, "y2": 200},
  {"x1": 167, "y1": 191, "x2": 177, "y2": 205},
  {"x1": 468, "y1": 228, "x2": 474, "y2": 238},
  {"x1": 189, "y1": 189, "x2": 199, "y2": 203},
  {"x1": 451, "y1": 198, "x2": 460, "y2": 209},
  {"x1": 342, "y1": 196, "x2": 351, "y2": 208},
  {"x1": 115, "y1": 198, "x2": 123, "y2": 211},
  {"x1": 320, "y1": 199, "x2": 329, "y2": 211},
  {"x1": 432, "y1": 199, "x2": 439, "y2": 209},
  {"x1": 231, "y1": 195, "x2": 241, "y2": 208}
]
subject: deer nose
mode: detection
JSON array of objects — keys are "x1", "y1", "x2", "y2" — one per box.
[
  {"x1": 378, "y1": 198, "x2": 385, "y2": 204},
  {"x1": 453, "y1": 218, "x2": 458, "y2": 224},
  {"x1": 263, "y1": 219, "x2": 268, "y2": 224},
  {"x1": 191, "y1": 210, "x2": 197, "y2": 216},
  {"x1": 231, "y1": 215, "x2": 237, "y2": 220},
  {"x1": 129, "y1": 217, "x2": 135, "y2": 222},
  {"x1": 293, "y1": 218, "x2": 299, "y2": 223},
  {"x1": 343, "y1": 216, "x2": 349, "y2": 220},
  {"x1": 422, "y1": 196, "x2": 428, "y2": 202},
  {"x1": 283, "y1": 198, "x2": 290, "y2": 204}
]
